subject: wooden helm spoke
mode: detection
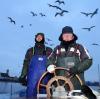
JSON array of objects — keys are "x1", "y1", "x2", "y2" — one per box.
[{"x1": 37, "y1": 67, "x2": 83, "y2": 98}]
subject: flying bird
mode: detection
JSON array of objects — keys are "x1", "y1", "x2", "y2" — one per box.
[
  {"x1": 29, "y1": 24, "x2": 32, "y2": 26},
  {"x1": 92, "y1": 43, "x2": 99, "y2": 46},
  {"x1": 80, "y1": 12, "x2": 92, "y2": 17},
  {"x1": 55, "y1": 0, "x2": 65, "y2": 5},
  {"x1": 30, "y1": 11, "x2": 37, "y2": 16},
  {"x1": 81, "y1": 8, "x2": 99, "y2": 18},
  {"x1": 45, "y1": 41, "x2": 49, "y2": 45},
  {"x1": 46, "y1": 38, "x2": 52, "y2": 41},
  {"x1": 48, "y1": 4, "x2": 62, "y2": 11},
  {"x1": 39, "y1": 13, "x2": 46, "y2": 17},
  {"x1": 55, "y1": 6, "x2": 62, "y2": 11},
  {"x1": 82, "y1": 26, "x2": 95, "y2": 31},
  {"x1": 55, "y1": 10, "x2": 69, "y2": 17},
  {"x1": 49, "y1": 43, "x2": 54, "y2": 46},
  {"x1": 48, "y1": 4, "x2": 54, "y2": 7},
  {"x1": 21, "y1": 25, "x2": 24, "y2": 28},
  {"x1": 90, "y1": 8, "x2": 99, "y2": 18},
  {"x1": 8, "y1": 17, "x2": 16, "y2": 24}
]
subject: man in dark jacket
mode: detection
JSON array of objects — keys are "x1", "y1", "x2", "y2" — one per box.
[
  {"x1": 47, "y1": 26, "x2": 92, "y2": 90},
  {"x1": 19, "y1": 33, "x2": 52, "y2": 97}
]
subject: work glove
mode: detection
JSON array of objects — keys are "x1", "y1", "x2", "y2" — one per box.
[{"x1": 47, "y1": 64, "x2": 56, "y2": 73}]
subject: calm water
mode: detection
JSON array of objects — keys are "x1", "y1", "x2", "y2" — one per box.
[
  {"x1": 0, "y1": 82, "x2": 26, "y2": 99},
  {"x1": 0, "y1": 82, "x2": 100, "y2": 99}
]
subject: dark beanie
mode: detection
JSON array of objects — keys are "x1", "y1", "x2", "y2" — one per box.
[{"x1": 59, "y1": 26, "x2": 78, "y2": 41}]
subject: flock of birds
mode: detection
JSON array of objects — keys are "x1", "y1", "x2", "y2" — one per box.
[
  {"x1": 48, "y1": 3, "x2": 69, "y2": 17},
  {"x1": 81, "y1": 8, "x2": 99, "y2": 32},
  {"x1": 7, "y1": 11, "x2": 46, "y2": 28},
  {"x1": 30, "y1": 11, "x2": 46, "y2": 17},
  {"x1": 8, "y1": 17, "x2": 32, "y2": 28},
  {"x1": 6, "y1": 0, "x2": 99, "y2": 46}
]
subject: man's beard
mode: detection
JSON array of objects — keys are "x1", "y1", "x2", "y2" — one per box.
[{"x1": 61, "y1": 40, "x2": 75, "y2": 51}]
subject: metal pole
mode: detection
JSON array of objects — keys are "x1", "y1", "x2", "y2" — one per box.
[
  {"x1": 10, "y1": 83, "x2": 13, "y2": 99},
  {"x1": 98, "y1": 64, "x2": 100, "y2": 87}
]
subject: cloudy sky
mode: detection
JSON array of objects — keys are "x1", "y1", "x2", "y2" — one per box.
[{"x1": 0, "y1": 0, "x2": 100, "y2": 82}]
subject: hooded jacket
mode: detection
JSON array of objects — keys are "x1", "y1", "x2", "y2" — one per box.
[
  {"x1": 47, "y1": 26, "x2": 92, "y2": 89},
  {"x1": 20, "y1": 33, "x2": 52, "y2": 79}
]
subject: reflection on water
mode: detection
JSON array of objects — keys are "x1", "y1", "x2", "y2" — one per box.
[
  {"x1": 0, "y1": 82, "x2": 26, "y2": 99},
  {"x1": 0, "y1": 82, "x2": 100, "y2": 99}
]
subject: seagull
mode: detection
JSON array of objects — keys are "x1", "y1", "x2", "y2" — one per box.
[
  {"x1": 55, "y1": 10, "x2": 69, "y2": 17},
  {"x1": 30, "y1": 11, "x2": 37, "y2": 16},
  {"x1": 21, "y1": 25, "x2": 24, "y2": 28},
  {"x1": 48, "y1": 4, "x2": 54, "y2": 7},
  {"x1": 82, "y1": 26, "x2": 95, "y2": 31},
  {"x1": 49, "y1": 43, "x2": 54, "y2": 46},
  {"x1": 29, "y1": 24, "x2": 32, "y2": 26},
  {"x1": 8, "y1": 17, "x2": 16, "y2": 24},
  {"x1": 81, "y1": 8, "x2": 99, "y2": 18},
  {"x1": 80, "y1": 12, "x2": 92, "y2": 17},
  {"x1": 90, "y1": 8, "x2": 99, "y2": 18},
  {"x1": 92, "y1": 43, "x2": 99, "y2": 46},
  {"x1": 48, "y1": 4, "x2": 62, "y2": 11},
  {"x1": 55, "y1": 0, "x2": 65, "y2": 5},
  {"x1": 45, "y1": 41, "x2": 49, "y2": 45},
  {"x1": 46, "y1": 38, "x2": 52, "y2": 41},
  {"x1": 39, "y1": 13, "x2": 46, "y2": 17}
]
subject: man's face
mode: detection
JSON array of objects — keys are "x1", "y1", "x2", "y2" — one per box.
[
  {"x1": 62, "y1": 33, "x2": 74, "y2": 41},
  {"x1": 36, "y1": 35, "x2": 43, "y2": 42}
]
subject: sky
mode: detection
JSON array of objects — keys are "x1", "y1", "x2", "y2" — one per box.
[{"x1": 0, "y1": 0, "x2": 100, "y2": 82}]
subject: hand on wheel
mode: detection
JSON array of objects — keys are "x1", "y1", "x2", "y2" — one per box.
[{"x1": 47, "y1": 64, "x2": 56, "y2": 73}]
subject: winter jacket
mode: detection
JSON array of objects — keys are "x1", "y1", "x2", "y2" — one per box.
[{"x1": 47, "y1": 42, "x2": 92, "y2": 89}]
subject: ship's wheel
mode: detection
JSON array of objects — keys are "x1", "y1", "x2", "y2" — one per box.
[{"x1": 37, "y1": 67, "x2": 83, "y2": 98}]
